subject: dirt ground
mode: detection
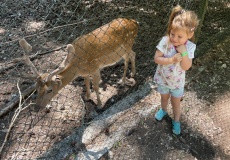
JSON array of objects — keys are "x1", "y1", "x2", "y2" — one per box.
[{"x1": 0, "y1": 0, "x2": 230, "y2": 160}]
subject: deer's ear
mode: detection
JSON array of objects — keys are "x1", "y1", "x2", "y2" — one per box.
[
  {"x1": 37, "y1": 75, "x2": 45, "y2": 86},
  {"x1": 52, "y1": 75, "x2": 63, "y2": 86},
  {"x1": 67, "y1": 44, "x2": 75, "y2": 54}
]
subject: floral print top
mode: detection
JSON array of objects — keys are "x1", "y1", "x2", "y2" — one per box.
[{"x1": 154, "y1": 36, "x2": 196, "y2": 89}]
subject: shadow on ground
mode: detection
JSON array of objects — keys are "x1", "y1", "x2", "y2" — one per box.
[{"x1": 100, "y1": 114, "x2": 220, "y2": 160}]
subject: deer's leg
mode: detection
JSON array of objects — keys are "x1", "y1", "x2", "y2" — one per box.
[
  {"x1": 122, "y1": 53, "x2": 130, "y2": 86},
  {"x1": 91, "y1": 70, "x2": 102, "y2": 108},
  {"x1": 84, "y1": 75, "x2": 91, "y2": 101},
  {"x1": 129, "y1": 50, "x2": 136, "y2": 77}
]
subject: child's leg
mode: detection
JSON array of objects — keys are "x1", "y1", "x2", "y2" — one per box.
[
  {"x1": 157, "y1": 84, "x2": 170, "y2": 111},
  {"x1": 171, "y1": 96, "x2": 182, "y2": 121},
  {"x1": 170, "y1": 87, "x2": 184, "y2": 135},
  {"x1": 161, "y1": 94, "x2": 170, "y2": 111},
  {"x1": 155, "y1": 94, "x2": 170, "y2": 121},
  {"x1": 171, "y1": 96, "x2": 182, "y2": 135}
]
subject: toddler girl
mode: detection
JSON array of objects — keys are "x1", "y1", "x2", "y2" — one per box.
[{"x1": 154, "y1": 5, "x2": 199, "y2": 135}]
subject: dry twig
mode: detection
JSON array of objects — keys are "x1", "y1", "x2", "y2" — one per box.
[
  {"x1": 0, "y1": 80, "x2": 35, "y2": 156},
  {"x1": 0, "y1": 84, "x2": 36, "y2": 117}
]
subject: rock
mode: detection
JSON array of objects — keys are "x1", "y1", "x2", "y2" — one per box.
[{"x1": 221, "y1": 64, "x2": 227, "y2": 68}]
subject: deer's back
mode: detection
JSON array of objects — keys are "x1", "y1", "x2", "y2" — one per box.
[{"x1": 71, "y1": 18, "x2": 139, "y2": 64}]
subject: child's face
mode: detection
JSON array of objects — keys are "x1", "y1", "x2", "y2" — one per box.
[{"x1": 169, "y1": 28, "x2": 193, "y2": 46}]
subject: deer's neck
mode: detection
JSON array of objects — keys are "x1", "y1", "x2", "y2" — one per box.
[{"x1": 57, "y1": 66, "x2": 79, "y2": 88}]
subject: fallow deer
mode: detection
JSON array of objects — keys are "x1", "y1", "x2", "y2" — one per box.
[{"x1": 19, "y1": 18, "x2": 139, "y2": 109}]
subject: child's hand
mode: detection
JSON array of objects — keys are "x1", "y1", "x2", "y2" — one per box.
[
  {"x1": 176, "y1": 45, "x2": 187, "y2": 53},
  {"x1": 172, "y1": 53, "x2": 182, "y2": 63}
]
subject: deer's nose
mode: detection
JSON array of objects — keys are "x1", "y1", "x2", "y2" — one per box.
[{"x1": 32, "y1": 104, "x2": 42, "y2": 112}]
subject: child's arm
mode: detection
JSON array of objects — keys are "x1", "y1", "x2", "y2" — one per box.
[
  {"x1": 180, "y1": 55, "x2": 192, "y2": 70},
  {"x1": 154, "y1": 49, "x2": 182, "y2": 65},
  {"x1": 176, "y1": 45, "x2": 192, "y2": 70}
]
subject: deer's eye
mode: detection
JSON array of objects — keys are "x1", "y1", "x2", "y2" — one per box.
[{"x1": 46, "y1": 88, "x2": 53, "y2": 94}]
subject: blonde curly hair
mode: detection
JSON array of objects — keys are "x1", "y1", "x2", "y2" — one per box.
[{"x1": 166, "y1": 5, "x2": 199, "y2": 42}]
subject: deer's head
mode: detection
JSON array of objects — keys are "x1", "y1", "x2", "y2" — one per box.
[
  {"x1": 35, "y1": 73, "x2": 63, "y2": 107},
  {"x1": 19, "y1": 39, "x2": 71, "y2": 108}
]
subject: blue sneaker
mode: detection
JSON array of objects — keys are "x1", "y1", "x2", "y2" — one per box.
[
  {"x1": 172, "y1": 120, "x2": 181, "y2": 135},
  {"x1": 155, "y1": 109, "x2": 167, "y2": 121}
]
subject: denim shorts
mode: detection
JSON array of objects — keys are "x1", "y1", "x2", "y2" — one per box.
[{"x1": 157, "y1": 84, "x2": 184, "y2": 98}]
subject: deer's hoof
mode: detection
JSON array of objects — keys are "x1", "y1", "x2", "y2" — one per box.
[
  {"x1": 96, "y1": 101, "x2": 103, "y2": 109},
  {"x1": 118, "y1": 78, "x2": 125, "y2": 86},
  {"x1": 97, "y1": 105, "x2": 102, "y2": 110},
  {"x1": 85, "y1": 95, "x2": 90, "y2": 101},
  {"x1": 130, "y1": 72, "x2": 135, "y2": 78}
]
